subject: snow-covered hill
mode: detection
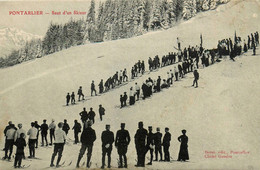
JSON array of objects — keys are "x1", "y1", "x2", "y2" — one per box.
[
  {"x1": 0, "y1": 0, "x2": 260, "y2": 169},
  {"x1": 0, "y1": 27, "x2": 42, "y2": 58}
]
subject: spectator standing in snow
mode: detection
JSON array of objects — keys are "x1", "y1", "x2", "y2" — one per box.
[
  {"x1": 14, "y1": 133, "x2": 26, "y2": 168},
  {"x1": 66, "y1": 93, "x2": 70, "y2": 106},
  {"x1": 71, "y1": 92, "x2": 76, "y2": 104},
  {"x1": 72, "y1": 120, "x2": 81, "y2": 144},
  {"x1": 49, "y1": 119, "x2": 56, "y2": 146},
  {"x1": 91, "y1": 81, "x2": 97, "y2": 96},
  {"x1": 27, "y1": 122, "x2": 38, "y2": 158},
  {"x1": 129, "y1": 87, "x2": 135, "y2": 105},
  {"x1": 76, "y1": 121, "x2": 96, "y2": 168},
  {"x1": 88, "y1": 107, "x2": 96, "y2": 124},
  {"x1": 162, "y1": 127, "x2": 171, "y2": 162},
  {"x1": 79, "y1": 107, "x2": 88, "y2": 125},
  {"x1": 40, "y1": 119, "x2": 48, "y2": 146},
  {"x1": 50, "y1": 122, "x2": 66, "y2": 167},
  {"x1": 62, "y1": 119, "x2": 70, "y2": 135},
  {"x1": 135, "y1": 83, "x2": 140, "y2": 101},
  {"x1": 115, "y1": 123, "x2": 131, "y2": 168},
  {"x1": 99, "y1": 104, "x2": 105, "y2": 121},
  {"x1": 154, "y1": 127, "x2": 163, "y2": 161},
  {"x1": 177, "y1": 130, "x2": 189, "y2": 162},
  {"x1": 101, "y1": 125, "x2": 114, "y2": 169},
  {"x1": 3, "y1": 124, "x2": 16, "y2": 160},
  {"x1": 192, "y1": 70, "x2": 199, "y2": 88}
]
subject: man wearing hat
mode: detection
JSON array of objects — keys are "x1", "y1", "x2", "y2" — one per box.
[
  {"x1": 154, "y1": 127, "x2": 163, "y2": 161},
  {"x1": 101, "y1": 125, "x2": 114, "y2": 169},
  {"x1": 145, "y1": 126, "x2": 155, "y2": 165},
  {"x1": 115, "y1": 123, "x2": 131, "y2": 168},
  {"x1": 162, "y1": 127, "x2": 171, "y2": 162},
  {"x1": 49, "y1": 119, "x2": 56, "y2": 146},
  {"x1": 40, "y1": 119, "x2": 48, "y2": 146},
  {"x1": 99, "y1": 104, "x2": 105, "y2": 121},
  {"x1": 134, "y1": 121, "x2": 148, "y2": 167},
  {"x1": 76, "y1": 121, "x2": 96, "y2": 168},
  {"x1": 88, "y1": 107, "x2": 96, "y2": 124}
]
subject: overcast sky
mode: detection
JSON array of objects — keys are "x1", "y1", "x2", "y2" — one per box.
[{"x1": 0, "y1": 0, "x2": 99, "y2": 36}]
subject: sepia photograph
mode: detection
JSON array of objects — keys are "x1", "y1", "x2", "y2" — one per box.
[{"x1": 0, "y1": 0, "x2": 260, "y2": 169}]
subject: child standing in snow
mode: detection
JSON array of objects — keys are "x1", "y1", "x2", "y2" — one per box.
[{"x1": 14, "y1": 133, "x2": 26, "y2": 168}]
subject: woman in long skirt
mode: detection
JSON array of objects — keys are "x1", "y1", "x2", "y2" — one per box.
[{"x1": 177, "y1": 130, "x2": 189, "y2": 161}]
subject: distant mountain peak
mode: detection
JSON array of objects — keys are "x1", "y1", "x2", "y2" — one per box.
[{"x1": 0, "y1": 27, "x2": 42, "y2": 58}]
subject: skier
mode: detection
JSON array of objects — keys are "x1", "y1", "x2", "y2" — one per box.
[
  {"x1": 101, "y1": 125, "x2": 114, "y2": 169},
  {"x1": 162, "y1": 127, "x2": 171, "y2": 162},
  {"x1": 71, "y1": 92, "x2": 76, "y2": 104},
  {"x1": 145, "y1": 126, "x2": 154, "y2": 165},
  {"x1": 66, "y1": 93, "x2": 70, "y2": 106},
  {"x1": 129, "y1": 87, "x2": 135, "y2": 105},
  {"x1": 27, "y1": 122, "x2": 38, "y2": 158},
  {"x1": 62, "y1": 119, "x2": 70, "y2": 135},
  {"x1": 177, "y1": 37, "x2": 181, "y2": 50},
  {"x1": 50, "y1": 122, "x2": 66, "y2": 167},
  {"x1": 177, "y1": 129, "x2": 189, "y2": 162},
  {"x1": 77, "y1": 86, "x2": 85, "y2": 101},
  {"x1": 14, "y1": 133, "x2": 26, "y2": 168},
  {"x1": 14, "y1": 123, "x2": 26, "y2": 142},
  {"x1": 91, "y1": 81, "x2": 97, "y2": 96},
  {"x1": 49, "y1": 119, "x2": 56, "y2": 146},
  {"x1": 79, "y1": 107, "x2": 88, "y2": 125},
  {"x1": 135, "y1": 82, "x2": 140, "y2": 101},
  {"x1": 99, "y1": 104, "x2": 105, "y2": 121},
  {"x1": 98, "y1": 79, "x2": 104, "y2": 94},
  {"x1": 192, "y1": 70, "x2": 199, "y2": 88},
  {"x1": 72, "y1": 120, "x2": 81, "y2": 144},
  {"x1": 134, "y1": 121, "x2": 148, "y2": 167},
  {"x1": 3, "y1": 124, "x2": 16, "y2": 160},
  {"x1": 76, "y1": 121, "x2": 96, "y2": 168},
  {"x1": 40, "y1": 119, "x2": 48, "y2": 146},
  {"x1": 34, "y1": 121, "x2": 40, "y2": 148},
  {"x1": 115, "y1": 123, "x2": 131, "y2": 168},
  {"x1": 154, "y1": 127, "x2": 163, "y2": 161}
]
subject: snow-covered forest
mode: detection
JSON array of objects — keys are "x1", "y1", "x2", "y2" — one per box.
[{"x1": 0, "y1": 0, "x2": 229, "y2": 68}]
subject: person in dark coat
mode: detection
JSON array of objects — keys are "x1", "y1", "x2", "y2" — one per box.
[
  {"x1": 72, "y1": 120, "x2": 81, "y2": 144},
  {"x1": 178, "y1": 64, "x2": 183, "y2": 78},
  {"x1": 62, "y1": 119, "x2": 70, "y2": 135},
  {"x1": 156, "y1": 76, "x2": 161, "y2": 92},
  {"x1": 162, "y1": 127, "x2": 171, "y2": 162},
  {"x1": 99, "y1": 104, "x2": 105, "y2": 121},
  {"x1": 40, "y1": 119, "x2": 48, "y2": 146},
  {"x1": 120, "y1": 95, "x2": 124, "y2": 108},
  {"x1": 79, "y1": 108, "x2": 88, "y2": 125},
  {"x1": 71, "y1": 92, "x2": 75, "y2": 104},
  {"x1": 115, "y1": 123, "x2": 130, "y2": 168},
  {"x1": 134, "y1": 122, "x2": 148, "y2": 167},
  {"x1": 99, "y1": 79, "x2": 104, "y2": 94},
  {"x1": 88, "y1": 108, "x2": 96, "y2": 124},
  {"x1": 154, "y1": 127, "x2": 163, "y2": 161},
  {"x1": 78, "y1": 86, "x2": 85, "y2": 101},
  {"x1": 101, "y1": 125, "x2": 114, "y2": 169},
  {"x1": 34, "y1": 121, "x2": 40, "y2": 148},
  {"x1": 177, "y1": 130, "x2": 189, "y2": 162},
  {"x1": 192, "y1": 70, "x2": 199, "y2": 88},
  {"x1": 145, "y1": 126, "x2": 154, "y2": 165},
  {"x1": 14, "y1": 133, "x2": 26, "y2": 168},
  {"x1": 66, "y1": 93, "x2": 70, "y2": 106},
  {"x1": 76, "y1": 121, "x2": 96, "y2": 168},
  {"x1": 123, "y1": 92, "x2": 127, "y2": 107},
  {"x1": 91, "y1": 81, "x2": 97, "y2": 96}
]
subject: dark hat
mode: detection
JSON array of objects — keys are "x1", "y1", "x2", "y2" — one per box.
[
  {"x1": 148, "y1": 126, "x2": 152, "y2": 129},
  {"x1": 121, "y1": 123, "x2": 125, "y2": 127},
  {"x1": 165, "y1": 127, "x2": 169, "y2": 131},
  {"x1": 182, "y1": 129, "x2": 186, "y2": 134}
]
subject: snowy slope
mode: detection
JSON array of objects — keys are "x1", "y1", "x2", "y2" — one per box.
[
  {"x1": 0, "y1": 27, "x2": 42, "y2": 58},
  {"x1": 0, "y1": 0, "x2": 260, "y2": 169}
]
